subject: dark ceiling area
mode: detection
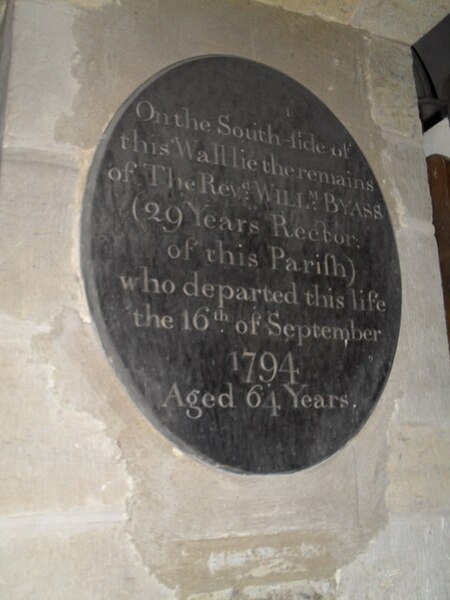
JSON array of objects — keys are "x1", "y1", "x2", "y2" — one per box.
[{"x1": 413, "y1": 13, "x2": 450, "y2": 132}]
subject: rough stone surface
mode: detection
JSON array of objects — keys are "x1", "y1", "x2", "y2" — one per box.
[
  {"x1": 251, "y1": 8, "x2": 372, "y2": 132},
  {"x1": 336, "y1": 515, "x2": 450, "y2": 599},
  {"x1": 365, "y1": 36, "x2": 422, "y2": 141},
  {"x1": 3, "y1": 0, "x2": 80, "y2": 158},
  {"x1": 0, "y1": 158, "x2": 82, "y2": 322},
  {"x1": 0, "y1": 526, "x2": 174, "y2": 599},
  {"x1": 253, "y1": 0, "x2": 360, "y2": 24},
  {"x1": 380, "y1": 133, "x2": 434, "y2": 228},
  {"x1": 394, "y1": 227, "x2": 450, "y2": 427},
  {"x1": 0, "y1": 0, "x2": 12, "y2": 166},
  {"x1": 386, "y1": 422, "x2": 450, "y2": 513},
  {"x1": 0, "y1": 314, "x2": 132, "y2": 515},
  {"x1": 253, "y1": 0, "x2": 450, "y2": 44},
  {"x1": 354, "y1": 0, "x2": 450, "y2": 44},
  {"x1": 1, "y1": 0, "x2": 450, "y2": 598},
  {"x1": 54, "y1": 0, "x2": 262, "y2": 151},
  {"x1": 187, "y1": 579, "x2": 336, "y2": 599}
]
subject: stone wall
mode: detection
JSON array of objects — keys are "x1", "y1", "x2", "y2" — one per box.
[
  {"x1": 256, "y1": 0, "x2": 450, "y2": 44},
  {"x1": 1, "y1": 1, "x2": 449, "y2": 598}
]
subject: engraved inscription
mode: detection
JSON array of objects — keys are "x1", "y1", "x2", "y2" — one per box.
[{"x1": 82, "y1": 56, "x2": 401, "y2": 473}]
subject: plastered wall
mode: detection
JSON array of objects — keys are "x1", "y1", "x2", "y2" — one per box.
[{"x1": 1, "y1": 1, "x2": 449, "y2": 598}]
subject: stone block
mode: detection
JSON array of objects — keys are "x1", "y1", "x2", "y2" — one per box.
[
  {"x1": 0, "y1": 157, "x2": 82, "y2": 322},
  {"x1": 188, "y1": 579, "x2": 335, "y2": 599},
  {"x1": 350, "y1": 388, "x2": 392, "y2": 528},
  {"x1": 252, "y1": 8, "x2": 373, "y2": 132},
  {"x1": 54, "y1": 0, "x2": 176, "y2": 152},
  {"x1": 146, "y1": 527, "x2": 360, "y2": 597},
  {"x1": 153, "y1": 0, "x2": 258, "y2": 56},
  {"x1": 254, "y1": 0, "x2": 360, "y2": 24},
  {"x1": 4, "y1": 0, "x2": 80, "y2": 159},
  {"x1": 53, "y1": 0, "x2": 257, "y2": 152},
  {"x1": 254, "y1": 0, "x2": 450, "y2": 44},
  {"x1": 336, "y1": 514, "x2": 450, "y2": 598},
  {"x1": 365, "y1": 36, "x2": 422, "y2": 141},
  {"x1": 354, "y1": 0, "x2": 450, "y2": 44},
  {"x1": 380, "y1": 134, "x2": 433, "y2": 227},
  {"x1": 8, "y1": 0, "x2": 180, "y2": 153},
  {"x1": 0, "y1": 524, "x2": 174, "y2": 599},
  {"x1": 394, "y1": 227, "x2": 450, "y2": 426},
  {"x1": 0, "y1": 313, "x2": 132, "y2": 515},
  {"x1": 386, "y1": 422, "x2": 450, "y2": 513}
]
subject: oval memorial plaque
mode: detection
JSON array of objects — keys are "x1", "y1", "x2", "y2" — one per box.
[{"x1": 82, "y1": 56, "x2": 401, "y2": 473}]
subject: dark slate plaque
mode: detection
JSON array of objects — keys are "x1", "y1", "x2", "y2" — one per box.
[{"x1": 82, "y1": 56, "x2": 401, "y2": 474}]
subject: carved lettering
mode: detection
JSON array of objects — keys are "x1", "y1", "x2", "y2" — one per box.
[{"x1": 83, "y1": 56, "x2": 401, "y2": 473}]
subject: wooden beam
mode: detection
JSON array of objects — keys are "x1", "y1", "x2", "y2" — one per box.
[{"x1": 427, "y1": 154, "x2": 450, "y2": 351}]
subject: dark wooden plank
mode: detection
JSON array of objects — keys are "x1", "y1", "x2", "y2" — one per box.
[{"x1": 427, "y1": 154, "x2": 450, "y2": 351}]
